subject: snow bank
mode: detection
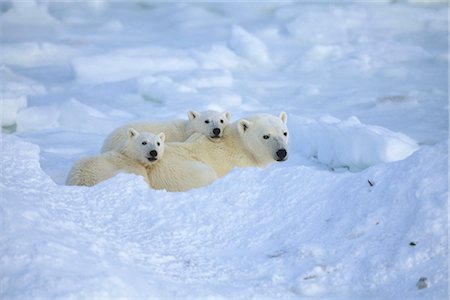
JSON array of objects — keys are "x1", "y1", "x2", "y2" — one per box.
[
  {"x1": 1, "y1": 135, "x2": 447, "y2": 299},
  {"x1": 290, "y1": 115, "x2": 419, "y2": 170}
]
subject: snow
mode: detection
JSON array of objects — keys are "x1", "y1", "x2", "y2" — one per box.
[
  {"x1": 291, "y1": 115, "x2": 419, "y2": 171},
  {"x1": 229, "y1": 25, "x2": 271, "y2": 65},
  {"x1": 1, "y1": 1, "x2": 448, "y2": 299},
  {"x1": 72, "y1": 48, "x2": 199, "y2": 84}
]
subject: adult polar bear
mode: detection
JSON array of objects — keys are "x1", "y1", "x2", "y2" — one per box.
[
  {"x1": 146, "y1": 112, "x2": 289, "y2": 186},
  {"x1": 101, "y1": 110, "x2": 231, "y2": 152}
]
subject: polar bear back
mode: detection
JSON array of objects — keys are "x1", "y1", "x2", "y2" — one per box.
[
  {"x1": 147, "y1": 159, "x2": 217, "y2": 192},
  {"x1": 66, "y1": 151, "x2": 148, "y2": 186},
  {"x1": 101, "y1": 120, "x2": 186, "y2": 152}
]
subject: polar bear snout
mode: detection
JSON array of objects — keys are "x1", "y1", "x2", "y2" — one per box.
[
  {"x1": 276, "y1": 149, "x2": 288, "y2": 161},
  {"x1": 212, "y1": 128, "x2": 221, "y2": 137},
  {"x1": 147, "y1": 150, "x2": 159, "y2": 161}
]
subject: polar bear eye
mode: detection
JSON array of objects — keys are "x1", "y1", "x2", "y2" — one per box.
[
  {"x1": 284, "y1": 132, "x2": 288, "y2": 137},
  {"x1": 263, "y1": 135, "x2": 270, "y2": 140},
  {"x1": 204, "y1": 120, "x2": 210, "y2": 124},
  {"x1": 157, "y1": 142, "x2": 160, "y2": 146},
  {"x1": 142, "y1": 141, "x2": 147, "y2": 145},
  {"x1": 220, "y1": 119, "x2": 224, "y2": 124}
]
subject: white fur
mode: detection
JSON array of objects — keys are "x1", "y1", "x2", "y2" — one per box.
[
  {"x1": 166, "y1": 112, "x2": 289, "y2": 178},
  {"x1": 101, "y1": 110, "x2": 231, "y2": 152},
  {"x1": 66, "y1": 129, "x2": 165, "y2": 186}
]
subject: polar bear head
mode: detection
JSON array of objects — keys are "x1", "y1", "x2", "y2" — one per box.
[
  {"x1": 124, "y1": 128, "x2": 165, "y2": 167},
  {"x1": 187, "y1": 110, "x2": 231, "y2": 141},
  {"x1": 237, "y1": 112, "x2": 289, "y2": 165}
]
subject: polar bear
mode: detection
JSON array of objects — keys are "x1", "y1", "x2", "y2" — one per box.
[
  {"x1": 101, "y1": 110, "x2": 231, "y2": 152},
  {"x1": 145, "y1": 143, "x2": 218, "y2": 192},
  {"x1": 66, "y1": 129, "x2": 164, "y2": 187},
  {"x1": 168, "y1": 112, "x2": 289, "y2": 178}
]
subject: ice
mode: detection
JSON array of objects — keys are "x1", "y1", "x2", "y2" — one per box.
[
  {"x1": 191, "y1": 44, "x2": 243, "y2": 69},
  {"x1": 1, "y1": 66, "x2": 49, "y2": 127},
  {"x1": 290, "y1": 115, "x2": 419, "y2": 170},
  {"x1": 1, "y1": 1, "x2": 59, "y2": 26},
  {"x1": 16, "y1": 105, "x2": 60, "y2": 132},
  {"x1": 58, "y1": 98, "x2": 117, "y2": 134},
  {"x1": 0, "y1": 96, "x2": 27, "y2": 127},
  {"x1": 228, "y1": 25, "x2": 270, "y2": 65},
  {"x1": 72, "y1": 48, "x2": 199, "y2": 84},
  {"x1": 0, "y1": 66, "x2": 46, "y2": 96},
  {"x1": 182, "y1": 69, "x2": 233, "y2": 89},
  {"x1": 1, "y1": 43, "x2": 80, "y2": 67}
]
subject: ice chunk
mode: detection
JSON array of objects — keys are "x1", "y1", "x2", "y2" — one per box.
[
  {"x1": 1, "y1": 43, "x2": 80, "y2": 67},
  {"x1": 0, "y1": 96, "x2": 27, "y2": 127},
  {"x1": 191, "y1": 44, "x2": 243, "y2": 69},
  {"x1": 183, "y1": 69, "x2": 233, "y2": 89},
  {"x1": 72, "y1": 48, "x2": 198, "y2": 84},
  {"x1": 16, "y1": 105, "x2": 60, "y2": 132},
  {"x1": 0, "y1": 66, "x2": 48, "y2": 127},
  {"x1": 0, "y1": 66, "x2": 46, "y2": 96},
  {"x1": 228, "y1": 25, "x2": 270, "y2": 65},
  {"x1": 1, "y1": 1, "x2": 59, "y2": 26},
  {"x1": 290, "y1": 115, "x2": 419, "y2": 170},
  {"x1": 138, "y1": 75, "x2": 197, "y2": 104},
  {"x1": 58, "y1": 98, "x2": 117, "y2": 134}
]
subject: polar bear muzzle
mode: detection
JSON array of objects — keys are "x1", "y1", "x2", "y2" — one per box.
[
  {"x1": 147, "y1": 150, "x2": 159, "y2": 161},
  {"x1": 276, "y1": 148, "x2": 288, "y2": 161},
  {"x1": 212, "y1": 128, "x2": 221, "y2": 138}
]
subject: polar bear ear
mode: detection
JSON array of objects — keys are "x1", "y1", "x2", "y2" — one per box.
[
  {"x1": 279, "y1": 112, "x2": 288, "y2": 124},
  {"x1": 127, "y1": 128, "x2": 139, "y2": 139},
  {"x1": 237, "y1": 119, "x2": 251, "y2": 134},
  {"x1": 188, "y1": 110, "x2": 200, "y2": 121},
  {"x1": 224, "y1": 111, "x2": 231, "y2": 121},
  {"x1": 157, "y1": 132, "x2": 166, "y2": 143}
]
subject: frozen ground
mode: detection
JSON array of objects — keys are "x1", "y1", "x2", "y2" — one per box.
[{"x1": 0, "y1": 1, "x2": 448, "y2": 299}]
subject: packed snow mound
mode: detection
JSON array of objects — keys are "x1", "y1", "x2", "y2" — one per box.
[
  {"x1": 290, "y1": 115, "x2": 419, "y2": 170},
  {"x1": 1, "y1": 134, "x2": 447, "y2": 299}
]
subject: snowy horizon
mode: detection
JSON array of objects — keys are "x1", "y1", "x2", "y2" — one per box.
[{"x1": 1, "y1": 1, "x2": 448, "y2": 299}]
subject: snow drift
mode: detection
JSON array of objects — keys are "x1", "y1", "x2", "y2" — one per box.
[{"x1": 0, "y1": 134, "x2": 447, "y2": 299}]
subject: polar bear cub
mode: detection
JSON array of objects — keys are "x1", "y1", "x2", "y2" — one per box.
[
  {"x1": 101, "y1": 110, "x2": 231, "y2": 153},
  {"x1": 66, "y1": 129, "x2": 164, "y2": 186}
]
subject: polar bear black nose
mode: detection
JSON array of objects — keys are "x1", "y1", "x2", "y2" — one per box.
[
  {"x1": 213, "y1": 128, "x2": 221, "y2": 136},
  {"x1": 276, "y1": 149, "x2": 287, "y2": 159},
  {"x1": 149, "y1": 150, "x2": 158, "y2": 157}
]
